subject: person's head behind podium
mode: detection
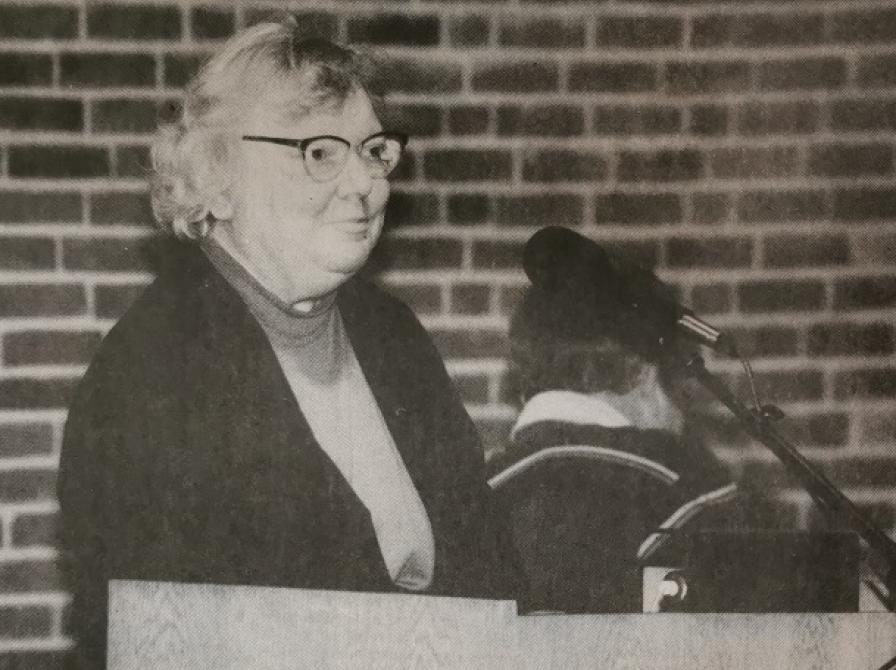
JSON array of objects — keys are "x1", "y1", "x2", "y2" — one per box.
[{"x1": 508, "y1": 282, "x2": 685, "y2": 434}]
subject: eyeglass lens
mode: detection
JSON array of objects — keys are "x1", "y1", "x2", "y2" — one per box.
[{"x1": 303, "y1": 134, "x2": 404, "y2": 182}]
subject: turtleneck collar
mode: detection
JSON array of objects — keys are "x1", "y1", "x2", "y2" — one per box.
[{"x1": 201, "y1": 237, "x2": 337, "y2": 342}]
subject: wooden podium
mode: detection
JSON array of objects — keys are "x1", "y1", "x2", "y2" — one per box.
[{"x1": 108, "y1": 580, "x2": 896, "y2": 669}]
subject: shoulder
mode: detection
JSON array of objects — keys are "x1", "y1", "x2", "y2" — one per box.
[{"x1": 339, "y1": 275, "x2": 431, "y2": 342}]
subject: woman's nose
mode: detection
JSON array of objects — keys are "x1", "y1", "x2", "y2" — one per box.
[{"x1": 336, "y1": 151, "x2": 374, "y2": 198}]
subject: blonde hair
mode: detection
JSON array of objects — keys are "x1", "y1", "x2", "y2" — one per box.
[{"x1": 150, "y1": 17, "x2": 382, "y2": 238}]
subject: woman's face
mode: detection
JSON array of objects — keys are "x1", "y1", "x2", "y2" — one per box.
[{"x1": 216, "y1": 87, "x2": 390, "y2": 302}]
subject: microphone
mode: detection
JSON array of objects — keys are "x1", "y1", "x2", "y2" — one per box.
[{"x1": 522, "y1": 226, "x2": 735, "y2": 355}]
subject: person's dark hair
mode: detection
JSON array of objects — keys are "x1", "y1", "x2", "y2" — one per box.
[{"x1": 508, "y1": 283, "x2": 683, "y2": 401}]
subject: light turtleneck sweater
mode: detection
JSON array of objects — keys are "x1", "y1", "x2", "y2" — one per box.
[{"x1": 202, "y1": 240, "x2": 435, "y2": 591}]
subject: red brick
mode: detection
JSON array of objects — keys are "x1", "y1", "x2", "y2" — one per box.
[
  {"x1": 191, "y1": 7, "x2": 234, "y2": 41},
  {"x1": 710, "y1": 147, "x2": 798, "y2": 179},
  {"x1": 722, "y1": 326, "x2": 798, "y2": 359},
  {"x1": 61, "y1": 52, "x2": 156, "y2": 87},
  {"x1": 833, "y1": 188, "x2": 896, "y2": 222},
  {"x1": 447, "y1": 194, "x2": 490, "y2": 226},
  {"x1": 380, "y1": 57, "x2": 462, "y2": 94},
  {"x1": 0, "y1": 605, "x2": 53, "y2": 638},
  {"x1": 593, "y1": 105, "x2": 681, "y2": 135},
  {"x1": 9, "y1": 146, "x2": 109, "y2": 179},
  {"x1": 690, "y1": 283, "x2": 731, "y2": 315},
  {"x1": 0, "y1": 98, "x2": 82, "y2": 132},
  {"x1": 423, "y1": 150, "x2": 512, "y2": 182},
  {"x1": 62, "y1": 238, "x2": 150, "y2": 273},
  {"x1": 451, "y1": 284, "x2": 491, "y2": 315},
  {"x1": 0, "y1": 469, "x2": 57, "y2": 502},
  {"x1": 691, "y1": 13, "x2": 823, "y2": 48},
  {"x1": 522, "y1": 150, "x2": 608, "y2": 183},
  {"x1": 739, "y1": 280, "x2": 825, "y2": 313},
  {"x1": 496, "y1": 194, "x2": 583, "y2": 227},
  {"x1": 830, "y1": 9, "x2": 896, "y2": 44},
  {"x1": 91, "y1": 98, "x2": 162, "y2": 134},
  {"x1": 737, "y1": 101, "x2": 819, "y2": 135},
  {"x1": 0, "y1": 378, "x2": 77, "y2": 410},
  {"x1": 809, "y1": 143, "x2": 893, "y2": 178},
  {"x1": 498, "y1": 286, "x2": 525, "y2": 318},
  {"x1": 115, "y1": 145, "x2": 152, "y2": 178},
  {"x1": 89, "y1": 192, "x2": 152, "y2": 226},
  {"x1": 499, "y1": 16, "x2": 585, "y2": 48},
  {"x1": 0, "y1": 424, "x2": 53, "y2": 458},
  {"x1": 691, "y1": 193, "x2": 732, "y2": 225},
  {"x1": 830, "y1": 99, "x2": 896, "y2": 132},
  {"x1": 472, "y1": 240, "x2": 521, "y2": 270},
  {"x1": 447, "y1": 106, "x2": 489, "y2": 136},
  {"x1": 243, "y1": 10, "x2": 337, "y2": 40},
  {"x1": 763, "y1": 234, "x2": 849, "y2": 268},
  {"x1": 453, "y1": 375, "x2": 490, "y2": 405},
  {"x1": 87, "y1": 4, "x2": 181, "y2": 40},
  {"x1": 835, "y1": 369, "x2": 896, "y2": 401},
  {"x1": 431, "y1": 329, "x2": 507, "y2": 359},
  {"x1": 857, "y1": 55, "x2": 896, "y2": 88},
  {"x1": 384, "y1": 284, "x2": 441, "y2": 315},
  {"x1": 376, "y1": 237, "x2": 462, "y2": 270},
  {"x1": 0, "y1": 284, "x2": 86, "y2": 317},
  {"x1": 834, "y1": 276, "x2": 896, "y2": 310},
  {"x1": 666, "y1": 61, "x2": 750, "y2": 95},
  {"x1": 449, "y1": 15, "x2": 489, "y2": 47},
  {"x1": 0, "y1": 651, "x2": 67, "y2": 670},
  {"x1": 808, "y1": 323, "x2": 893, "y2": 357},
  {"x1": 497, "y1": 105, "x2": 584, "y2": 137},
  {"x1": 0, "y1": 5, "x2": 78, "y2": 39},
  {"x1": 758, "y1": 58, "x2": 846, "y2": 91},
  {"x1": 569, "y1": 62, "x2": 657, "y2": 93},
  {"x1": 618, "y1": 149, "x2": 702, "y2": 182},
  {"x1": 348, "y1": 14, "x2": 440, "y2": 47},
  {"x1": 595, "y1": 16, "x2": 682, "y2": 48},
  {"x1": 667, "y1": 237, "x2": 752, "y2": 269},
  {"x1": 384, "y1": 192, "x2": 439, "y2": 227},
  {"x1": 11, "y1": 513, "x2": 57, "y2": 548},
  {"x1": 853, "y1": 231, "x2": 896, "y2": 265},
  {"x1": 389, "y1": 104, "x2": 441, "y2": 138},
  {"x1": 0, "y1": 54, "x2": 52, "y2": 86},
  {"x1": 163, "y1": 54, "x2": 204, "y2": 88},
  {"x1": 4, "y1": 330, "x2": 103, "y2": 367},
  {"x1": 738, "y1": 190, "x2": 828, "y2": 224},
  {"x1": 738, "y1": 369, "x2": 825, "y2": 403},
  {"x1": 0, "y1": 238, "x2": 55, "y2": 271},
  {"x1": 95, "y1": 283, "x2": 147, "y2": 319},
  {"x1": 862, "y1": 412, "x2": 896, "y2": 444},
  {"x1": 594, "y1": 192, "x2": 682, "y2": 226},
  {"x1": 689, "y1": 105, "x2": 727, "y2": 136},
  {"x1": 472, "y1": 61, "x2": 558, "y2": 92},
  {"x1": 0, "y1": 559, "x2": 60, "y2": 592}
]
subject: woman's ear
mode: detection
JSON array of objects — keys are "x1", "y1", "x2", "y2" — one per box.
[{"x1": 209, "y1": 193, "x2": 234, "y2": 221}]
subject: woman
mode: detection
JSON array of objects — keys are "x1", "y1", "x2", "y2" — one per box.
[{"x1": 58, "y1": 19, "x2": 521, "y2": 669}]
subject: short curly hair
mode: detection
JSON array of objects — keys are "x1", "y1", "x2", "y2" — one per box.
[{"x1": 150, "y1": 16, "x2": 383, "y2": 238}]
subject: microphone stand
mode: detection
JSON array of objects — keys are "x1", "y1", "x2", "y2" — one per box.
[{"x1": 674, "y1": 354, "x2": 896, "y2": 612}]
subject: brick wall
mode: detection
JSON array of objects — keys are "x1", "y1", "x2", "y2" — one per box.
[{"x1": 1, "y1": 0, "x2": 896, "y2": 664}]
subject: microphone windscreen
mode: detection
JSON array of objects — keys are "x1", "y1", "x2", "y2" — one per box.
[{"x1": 522, "y1": 226, "x2": 614, "y2": 294}]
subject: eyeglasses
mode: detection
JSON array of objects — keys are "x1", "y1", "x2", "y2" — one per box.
[{"x1": 241, "y1": 131, "x2": 408, "y2": 183}]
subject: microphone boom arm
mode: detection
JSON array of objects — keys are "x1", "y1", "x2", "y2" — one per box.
[{"x1": 677, "y1": 354, "x2": 896, "y2": 611}]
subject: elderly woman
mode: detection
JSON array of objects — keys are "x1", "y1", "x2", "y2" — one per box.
[{"x1": 58, "y1": 19, "x2": 521, "y2": 668}]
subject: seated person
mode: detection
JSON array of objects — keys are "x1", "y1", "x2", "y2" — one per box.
[{"x1": 491, "y1": 282, "x2": 744, "y2": 612}]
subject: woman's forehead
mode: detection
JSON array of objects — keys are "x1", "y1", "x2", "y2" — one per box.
[{"x1": 246, "y1": 87, "x2": 382, "y2": 139}]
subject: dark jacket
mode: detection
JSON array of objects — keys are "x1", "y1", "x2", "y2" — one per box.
[
  {"x1": 488, "y1": 392, "x2": 741, "y2": 612},
  {"x1": 58, "y1": 244, "x2": 522, "y2": 669}
]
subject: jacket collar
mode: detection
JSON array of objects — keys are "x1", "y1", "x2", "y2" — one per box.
[{"x1": 510, "y1": 390, "x2": 632, "y2": 441}]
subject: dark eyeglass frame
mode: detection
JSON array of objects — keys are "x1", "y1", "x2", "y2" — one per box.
[{"x1": 241, "y1": 131, "x2": 409, "y2": 182}]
